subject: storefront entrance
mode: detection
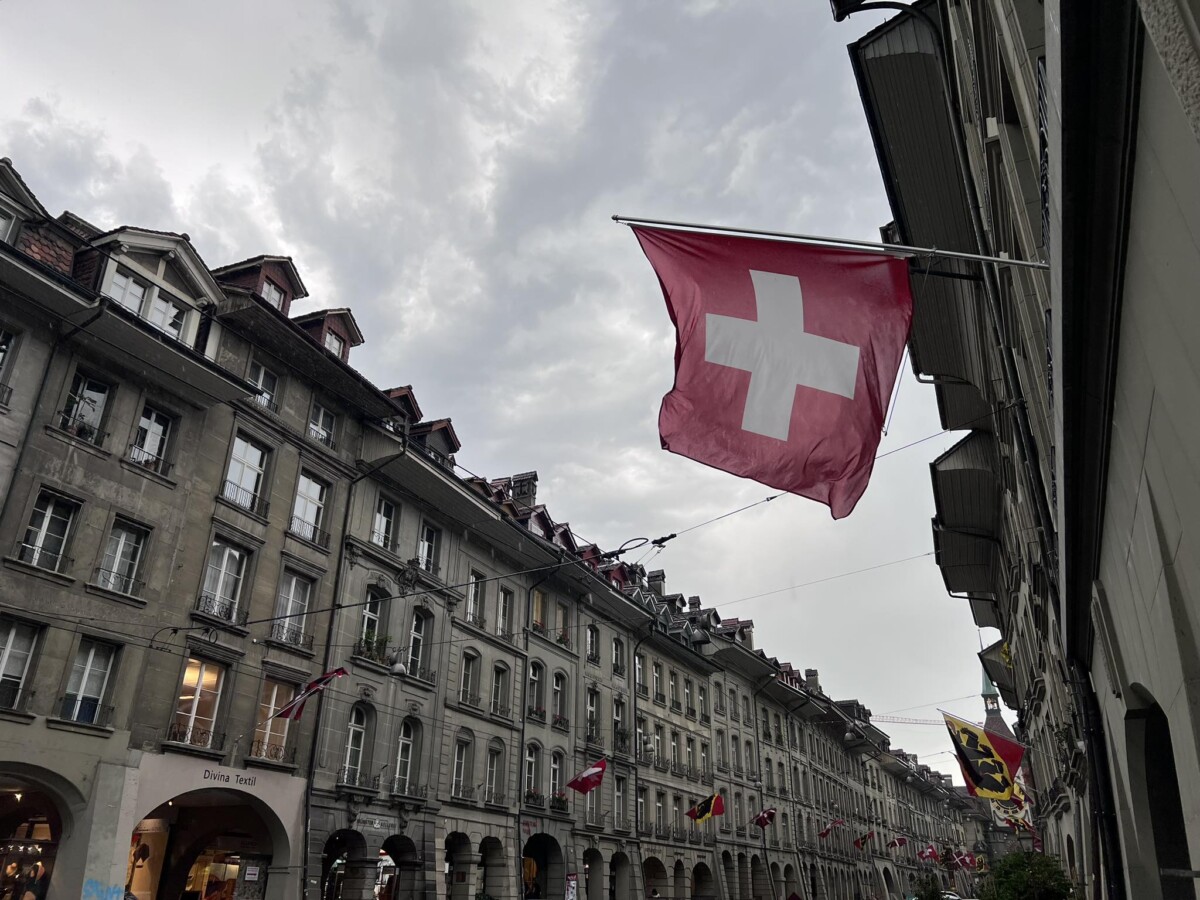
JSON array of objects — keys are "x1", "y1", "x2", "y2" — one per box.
[{"x1": 0, "y1": 780, "x2": 59, "y2": 900}]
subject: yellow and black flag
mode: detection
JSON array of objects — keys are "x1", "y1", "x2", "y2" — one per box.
[
  {"x1": 686, "y1": 793, "x2": 725, "y2": 823},
  {"x1": 943, "y1": 712, "x2": 1024, "y2": 801}
]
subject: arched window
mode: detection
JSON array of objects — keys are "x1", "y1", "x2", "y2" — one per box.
[
  {"x1": 395, "y1": 717, "x2": 420, "y2": 794},
  {"x1": 459, "y1": 649, "x2": 480, "y2": 706},
  {"x1": 490, "y1": 663, "x2": 509, "y2": 716},
  {"x1": 552, "y1": 672, "x2": 567, "y2": 719},
  {"x1": 550, "y1": 750, "x2": 564, "y2": 795},
  {"x1": 342, "y1": 704, "x2": 370, "y2": 783},
  {"x1": 528, "y1": 661, "x2": 544, "y2": 713},
  {"x1": 612, "y1": 637, "x2": 625, "y2": 674},
  {"x1": 765, "y1": 756, "x2": 774, "y2": 787},
  {"x1": 748, "y1": 795, "x2": 758, "y2": 830},
  {"x1": 408, "y1": 609, "x2": 430, "y2": 673},
  {"x1": 452, "y1": 728, "x2": 474, "y2": 797},
  {"x1": 731, "y1": 737, "x2": 740, "y2": 770},
  {"x1": 525, "y1": 743, "x2": 542, "y2": 795},
  {"x1": 716, "y1": 729, "x2": 726, "y2": 765},
  {"x1": 778, "y1": 761, "x2": 785, "y2": 793},
  {"x1": 585, "y1": 624, "x2": 600, "y2": 662},
  {"x1": 733, "y1": 792, "x2": 743, "y2": 824},
  {"x1": 745, "y1": 740, "x2": 754, "y2": 774},
  {"x1": 485, "y1": 739, "x2": 505, "y2": 802},
  {"x1": 782, "y1": 813, "x2": 790, "y2": 845},
  {"x1": 360, "y1": 586, "x2": 386, "y2": 644}
]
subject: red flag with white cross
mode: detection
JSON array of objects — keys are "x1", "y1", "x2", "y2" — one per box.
[
  {"x1": 633, "y1": 226, "x2": 912, "y2": 519},
  {"x1": 566, "y1": 758, "x2": 607, "y2": 794}
]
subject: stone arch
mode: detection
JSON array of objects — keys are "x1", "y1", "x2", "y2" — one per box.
[
  {"x1": 882, "y1": 866, "x2": 897, "y2": 898},
  {"x1": 479, "y1": 835, "x2": 505, "y2": 900},
  {"x1": 582, "y1": 848, "x2": 604, "y2": 900},
  {"x1": 736, "y1": 854, "x2": 750, "y2": 900},
  {"x1": 381, "y1": 835, "x2": 422, "y2": 900},
  {"x1": 523, "y1": 833, "x2": 564, "y2": 900},
  {"x1": 783, "y1": 864, "x2": 797, "y2": 899},
  {"x1": 0, "y1": 763, "x2": 85, "y2": 900},
  {"x1": 692, "y1": 862, "x2": 715, "y2": 900},
  {"x1": 642, "y1": 855, "x2": 668, "y2": 898},
  {"x1": 750, "y1": 854, "x2": 769, "y2": 900},
  {"x1": 672, "y1": 859, "x2": 686, "y2": 900},
  {"x1": 721, "y1": 851, "x2": 736, "y2": 900},
  {"x1": 446, "y1": 832, "x2": 474, "y2": 900},
  {"x1": 322, "y1": 829, "x2": 369, "y2": 900},
  {"x1": 768, "y1": 862, "x2": 781, "y2": 900},
  {"x1": 609, "y1": 851, "x2": 631, "y2": 900}
]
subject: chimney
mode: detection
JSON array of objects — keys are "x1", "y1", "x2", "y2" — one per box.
[
  {"x1": 804, "y1": 668, "x2": 821, "y2": 693},
  {"x1": 687, "y1": 596, "x2": 701, "y2": 611},
  {"x1": 647, "y1": 570, "x2": 666, "y2": 597},
  {"x1": 511, "y1": 471, "x2": 538, "y2": 510}
]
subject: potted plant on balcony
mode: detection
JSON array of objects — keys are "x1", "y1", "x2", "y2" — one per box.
[
  {"x1": 524, "y1": 788, "x2": 545, "y2": 805},
  {"x1": 527, "y1": 705, "x2": 546, "y2": 721},
  {"x1": 555, "y1": 630, "x2": 571, "y2": 647},
  {"x1": 550, "y1": 790, "x2": 569, "y2": 812}
]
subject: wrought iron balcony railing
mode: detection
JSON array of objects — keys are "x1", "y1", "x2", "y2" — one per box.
[
  {"x1": 57, "y1": 694, "x2": 113, "y2": 726},
  {"x1": 195, "y1": 593, "x2": 249, "y2": 626},
  {"x1": 165, "y1": 723, "x2": 225, "y2": 750},
  {"x1": 128, "y1": 443, "x2": 172, "y2": 476},
  {"x1": 250, "y1": 739, "x2": 297, "y2": 764},
  {"x1": 269, "y1": 622, "x2": 315, "y2": 651},
  {"x1": 220, "y1": 480, "x2": 268, "y2": 516},
  {"x1": 288, "y1": 516, "x2": 331, "y2": 548}
]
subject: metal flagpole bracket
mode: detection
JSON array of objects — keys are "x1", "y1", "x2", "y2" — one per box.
[{"x1": 612, "y1": 214, "x2": 1049, "y2": 271}]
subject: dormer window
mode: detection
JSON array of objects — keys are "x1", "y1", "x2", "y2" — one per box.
[
  {"x1": 324, "y1": 331, "x2": 345, "y2": 357},
  {"x1": 262, "y1": 280, "x2": 284, "y2": 309},
  {"x1": 149, "y1": 293, "x2": 188, "y2": 340},
  {"x1": 111, "y1": 270, "x2": 149, "y2": 315},
  {"x1": 0, "y1": 209, "x2": 14, "y2": 243}
]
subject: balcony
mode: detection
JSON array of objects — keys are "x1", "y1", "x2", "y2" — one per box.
[
  {"x1": 720, "y1": 821, "x2": 732, "y2": 834},
  {"x1": 614, "y1": 816, "x2": 633, "y2": 832},
  {"x1": 637, "y1": 750, "x2": 656, "y2": 766},
  {"x1": 369, "y1": 529, "x2": 392, "y2": 550},
  {"x1": 636, "y1": 683, "x2": 649, "y2": 698},
  {"x1": 701, "y1": 768, "x2": 715, "y2": 786},
  {"x1": 555, "y1": 631, "x2": 573, "y2": 650},
  {"x1": 774, "y1": 727, "x2": 784, "y2": 744},
  {"x1": 409, "y1": 665, "x2": 437, "y2": 684},
  {"x1": 352, "y1": 637, "x2": 390, "y2": 665},
  {"x1": 389, "y1": 777, "x2": 429, "y2": 800},
  {"x1": 56, "y1": 694, "x2": 113, "y2": 727},
  {"x1": 673, "y1": 827, "x2": 688, "y2": 842},
  {"x1": 550, "y1": 794, "x2": 569, "y2": 813},
  {"x1": 249, "y1": 739, "x2": 297, "y2": 764},
  {"x1": 700, "y1": 712, "x2": 711, "y2": 725},
  {"x1": 613, "y1": 661, "x2": 626, "y2": 678},
  {"x1": 736, "y1": 825, "x2": 747, "y2": 837},
  {"x1": 94, "y1": 566, "x2": 143, "y2": 597},
  {"x1": 686, "y1": 706, "x2": 697, "y2": 719},
  {"x1": 586, "y1": 730, "x2": 605, "y2": 749},
  {"x1": 269, "y1": 622, "x2": 315, "y2": 651},
  {"x1": 464, "y1": 612, "x2": 485, "y2": 629},
  {"x1": 0, "y1": 383, "x2": 10, "y2": 406},
  {"x1": 57, "y1": 412, "x2": 107, "y2": 447},
  {"x1": 552, "y1": 713, "x2": 570, "y2": 732},
  {"x1": 14, "y1": 540, "x2": 71, "y2": 575},
  {"x1": 613, "y1": 729, "x2": 630, "y2": 754},
  {"x1": 484, "y1": 790, "x2": 507, "y2": 806},
  {"x1": 654, "y1": 755, "x2": 669, "y2": 772},
  {"x1": 451, "y1": 784, "x2": 476, "y2": 802},
  {"x1": 128, "y1": 443, "x2": 172, "y2": 476},
  {"x1": 497, "y1": 627, "x2": 516, "y2": 644},
  {"x1": 716, "y1": 761, "x2": 730, "y2": 774},
  {"x1": 688, "y1": 829, "x2": 702, "y2": 845},
  {"x1": 490, "y1": 700, "x2": 512, "y2": 719},
  {"x1": 671, "y1": 762, "x2": 687, "y2": 777},
  {"x1": 251, "y1": 391, "x2": 279, "y2": 415},
  {"x1": 733, "y1": 764, "x2": 744, "y2": 777},
  {"x1": 730, "y1": 708, "x2": 740, "y2": 722},
  {"x1": 714, "y1": 701, "x2": 726, "y2": 715},
  {"x1": 655, "y1": 824, "x2": 671, "y2": 840},
  {"x1": 654, "y1": 691, "x2": 666, "y2": 705},
  {"x1": 527, "y1": 706, "x2": 547, "y2": 723},
  {"x1": 459, "y1": 691, "x2": 482, "y2": 710},
  {"x1": 670, "y1": 700, "x2": 682, "y2": 713},
  {"x1": 414, "y1": 553, "x2": 440, "y2": 577},
  {"x1": 703, "y1": 832, "x2": 716, "y2": 846},
  {"x1": 192, "y1": 593, "x2": 248, "y2": 628},
  {"x1": 288, "y1": 516, "x2": 331, "y2": 549},
  {"x1": 524, "y1": 790, "x2": 546, "y2": 809},
  {"x1": 165, "y1": 723, "x2": 225, "y2": 751},
  {"x1": 586, "y1": 651, "x2": 601, "y2": 665},
  {"x1": 337, "y1": 767, "x2": 379, "y2": 791},
  {"x1": 308, "y1": 423, "x2": 337, "y2": 450},
  {"x1": 220, "y1": 480, "x2": 268, "y2": 516}
]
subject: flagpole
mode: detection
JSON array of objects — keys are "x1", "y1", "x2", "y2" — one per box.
[{"x1": 612, "y1": 215, "x2": 1049, "y2": 271}]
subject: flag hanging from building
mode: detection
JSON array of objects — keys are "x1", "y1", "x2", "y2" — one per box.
[
  {"x1": 818, "y1": 818, "x2": 846, "y2": 839},
  {"x1": 751, "y1": 806, "x2": 777, "y2": 829},
  {"x1": 686, "y1": 793, "x2": 725, "y2": 823},
  {"x1": 886, "y1": 837, "x2": 908, "y2": 849},
  {"x1": 917, "y1": 844, "x2": 938, "y2": 862},
  {"x1": 567, "y1": 758, "x2": 607, "y2": 794},
  {"x1": 954, "y1": 851, "x2": 977, "y2": 870},
  {"x1": 271, "y1": 666, "x2": 347, "y2": 721},
  {"x1": 853, "y1": 831, "x2": 875, "y2": 851},
  {"x1": 631, "y1": 226, "x2": 913, "y2": 519},
  {"x1": 943, "y1": 712, "x2": 1025, "y2": 800}
]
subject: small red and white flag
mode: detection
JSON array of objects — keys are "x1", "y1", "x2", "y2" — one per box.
[
  {"x1": 853, "y1": 831, "x2": 875, "y2": 851},
  {"x1": 633, "y1": 226, "x2": 913, "y2": 519},
  {"x1": 271, "y1": 666, "x2": 348, "y2": 721},
  {"x1": 886, "y1": 837, "x2": 909, "y2": 849},
  {"x1": 567, "y1": 758, "x2": 607, "y2": 794},
  {"x1": 818, "y1": 818, "x2": 845, "y2": 839},
  {"x1": 917, "y1": 844, "x2": 938, "y2": 862},
  {"x1": 954, "y1": 851, "x2": 977, "y2": 869},
  {"x1": 751, "y1": 806, "x2": 777, "y2": 829}
]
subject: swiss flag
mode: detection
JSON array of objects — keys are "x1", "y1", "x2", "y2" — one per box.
[
  {"x1": 853, "y1": 830, "x2": 875, "y2": 850},
  {"x1": 633, "y1": 226, "x2": 912, "y2": 519},
  {"x1": 917, "y1": 844, "x2": 938, "y2": 861},
  {"x1": 567, "y1": 758, "x2": 607, "y2": 794}
]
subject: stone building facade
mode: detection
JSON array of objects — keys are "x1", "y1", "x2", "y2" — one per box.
[
  {"x1": 0, "y1": 158, "x2": 977, "y2": 900},
  {"x1": 845, "y1": 0, "x2": 1200, "y2": 896}
]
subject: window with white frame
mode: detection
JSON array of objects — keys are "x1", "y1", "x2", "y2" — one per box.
[
  {"x1": 486, "y1": 745, "x2": 503, "y2": 801},
  {"x1": 652, "y1": 663, "x2": 663, "y2": 699},
  {"x1": 61, "y1": 638, "x2": 114, "y2": 724},
  {"x1": 97, "y1": 520, "x2": 147, "y2": 595},
  {"x1": 552, "y1": 672, "x2": 566, "y2": 719},
  {"x1": 586, "y1": 783, "x2": 597, "y2": 819},
  {"x1": 615, "y1": 776, "x2": 626, "y2": 817},
  {"x1": 550, "y1": 751, "x2": 563, "y2": 795},
  {"x1": 253, "y1": 679, "x2": 295, "y2": 759},
  {"x1": 524, "y1": 744, "x2": 541, "y2": 794},
  {"x1": 172, "y1": 657, "x2": 224, "y2": 747},
  {"x1": 21, "y1": 490, "x2": 78, "y2": 573},
  {"x1": 0, "y1": 209, "x2": 14, "y2": 243},
  {"x1": 684, "y1": 679, "x2": 693, "y2": 714},
  {"x1": 130, "y1": 405, "x2": 172, "y2": 474},
  {"x1": 110, "y1": 270, "x2": 148, "y2": 314},
  {"x1": 612, "y1": 637, "x2": 625, "y2": 674},
  {"x1": 148, "y1": 292, "x2": 187, "y2": 340},
  {"x1": 637, "y1": 787, "x2": 646, "y2": 826},
  {"x1": 585, "y1": 624, "x2": 599, "y2": 661},
  {"x1": 60, "y1": 371, "x2": 110, "y2": 445},
  {"x1": 686, "y1": 738, "x2": 696, "y2": 771},
  {"x1": 655, "y1": 792, "x2": 665, "y2": 826},
  {"x1": 372, "y1": 495, "x2": 396, "y2": 549},
  {"x1": 417, "y1": 523, "x2": 440, "y2": 574},
  {"x1": 359, "y1": 589, "x2": 386, "y2": 655},
  {"x1": 453, "y1": 738, "x2": 472, "y2": 796},
  {"x1": 460, "y1": 651, "x2": 479, "y2": 706},
  {"x1": 669, "y1": 671, "x2": 679, "y2": 706},
  {"x1": 586, "y1": 687, "x2": 600, "y2": 736},
  {"x1": 273, "y1": 571, "x2": 312, "y2": 645},
  {"x1": 635, "y1": 654, "x2": 644, "y2": 690},
  {"x1": 408, "y1": 610, "x2": 429, "y2": 674},
  {"x1": 201, "y1": 538, "x2": 248, "y2": 621},
  {"x1": 308, "y1": 401, "x2": 336, "y2": 449},
  {"x1": 224, "y1": 434, "x2": 268, "y2": 511},
  {"x1": 497, "y1": 587, "x2": 513, "y2": 637},
  {"x1": 528, "y1": 661, "x2": 544, "y2": 711},
  {"x1": 0, "y1": 328, "x2": 17, "y2": 397},
  {"x1": 531, "y1": 589, "x2": 546, "y2": 629},
  {"x1": 699, "y1": 686, "x2": 708, "y2": 717},
  {"x1": 671, "y1": 731, "x2": 680, "y2": 764},
  {"x1": 248, "y1": 360, "x2": 280, "y2": 412},
  {"x1": 466, "y1": 571, "x2": 485, "y2": 623},
  {"x1": 395, "y1": 718, "x2": 418, "y2": 793},
  {"x1": 653, "y1": 725, "x2": 663, "y2": 758},
  {"x1": 555, "y1": 602, "x2": 569, "y2": 640},
  {"x1": 325, "y1": 331, "x2": 346, "y2": 357},
  {"x1": 261, "y1": 280, "x2": 284, "y2": 309},
  {"x1": 613, "y1": 697, "x2": 625, "y2": 741},
  {"x1": 290, "y1": 471, "x2": 328, "y2": 544},
  {"x1": 491, "y1": 664, "x2": 508, "y2": 715},
  {"x1": 343, "y1": 706, "x2": 367, "y2": 782}
]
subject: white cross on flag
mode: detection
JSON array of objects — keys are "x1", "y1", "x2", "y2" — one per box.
[
  {"x1": 633, "y1": 226, "x2": 912, "y2": 518},
  {"x1": 566, "y1": 758, "x2": 607, "y2": 794}
]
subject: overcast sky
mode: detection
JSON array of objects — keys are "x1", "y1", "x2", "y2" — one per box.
[{"x1": 0, "y1": 0, "x2": 1005, "y2": 771}]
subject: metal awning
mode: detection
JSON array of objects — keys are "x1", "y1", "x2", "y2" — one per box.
[
  {"x1": 932, "y1": 523, "x2": 1001, "y2": 595},
  {"x1": 930, "y1": 431, "x2": 1000, "y2": 536},
  {"x1": 218, "y1": 294, "x2": 401, "y2": 419},
  {"x1": 969, "y1": 595, "x2": 1002, "y2": 630},
  {"x1": 979, "y1": 639, "x2": 1019, "y2": 708}
]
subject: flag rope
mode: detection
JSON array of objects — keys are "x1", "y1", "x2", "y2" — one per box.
[{"x1": 613, "y1": 215, "x2": 1050, "y2": 270}]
